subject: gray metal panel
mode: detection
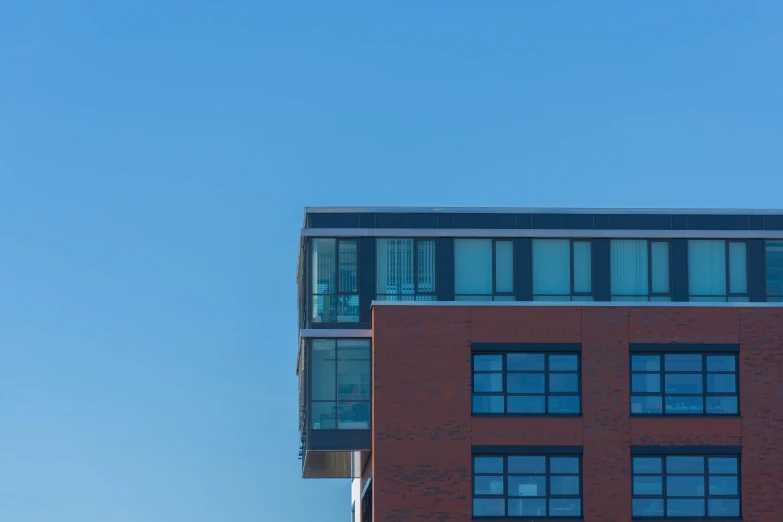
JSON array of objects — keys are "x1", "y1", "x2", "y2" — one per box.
[
  {"x1": 302, "y1": 228, "x2": 783, "y2": 239},
  {"x1": 300, "y1": 329, "x2": 372, "y2": 338},
  {"x1": 371, "y1": 300, "x2": 783, "y2": 308},
  {"x1": 305, "y1": 207, "x2": 783, "y2": 215}
]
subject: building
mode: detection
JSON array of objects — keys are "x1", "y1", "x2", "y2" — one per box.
[{"x1": 295, "y1": 207, "x2": 783, "y2": 521}]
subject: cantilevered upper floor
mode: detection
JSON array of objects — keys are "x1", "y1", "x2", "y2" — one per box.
[{"x1": 296, "y1": 207, "x2": 783, "y2": 329}]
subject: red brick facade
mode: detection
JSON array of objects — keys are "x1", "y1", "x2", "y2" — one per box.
[{"x1": 371, "y1": 305, "x2": 783, "y2": 522}]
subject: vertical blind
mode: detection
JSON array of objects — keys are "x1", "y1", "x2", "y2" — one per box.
[
  {"x1": 611, "y1": 240, "x2": 648, "y2": 298},
  {"x1": 376, "y1": 239, "x2": 436, "y2": 298},
  {"x1": 689, "y1": 240, "x2": 726, "y2": 300},
  {"x1": 455, "y1": 239, "x2": 493, "y2": 295},
  {"x1": 495, "y1": 241, "x2": 514, "y2": 293},
  {"x1": 533, "y1": 239, "x2": 571, "y2": 297}
]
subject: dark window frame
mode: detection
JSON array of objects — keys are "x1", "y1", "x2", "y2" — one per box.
[
  {"x1": 630, "y1": 353, "x2": 739, "y2": 417},
  {"x1": 308, "y1": 338, "x2": 372, "y2": 431},
  {"x1": 310, "y1": 237, "x2": 360, "y2": 323},
  {"x1": 454, "y1": 238, "x2": 516, "y2": 301},
  {"x1": 375, "y1": 238, "x2": 437, "y2": 301},
  {"x1": 610, "y1": 239, "x2": 673, "y2": 301},
  {"x1": 472, "y1": 453, "x2": 583, "y2": 519},
  {"x1": 688, "y1": 239, "x2": 750, "y2": 301},
  {"x1": 532, "y1": 239, "x2": 594, "y2": 301},
  {"x1": 472, "y1": 352, "x2": 582, "y2": 416},
  {"x1": 632, "y1": 454, "x2": 741, "y2": 519}
]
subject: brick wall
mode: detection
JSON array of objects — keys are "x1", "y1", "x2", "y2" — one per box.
[{"x1": 371, "y1": 305, "x2": 783, "y2": 522}]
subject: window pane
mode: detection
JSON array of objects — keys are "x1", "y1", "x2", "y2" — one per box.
[
  {"x1": 708, "y1": 498, "x2": 740, "y2": 517},
  {"x1": 666, "y1": 456, "x2": 704, "y2": 473},
  {"x1": 548, "y1": 396, "x2": 580, "y2": 414},
  {"x1": 311, "y1": 340, "x2": 336, "y2": 400},
  {"x1": 651, "y1": 242, "x2": 670, "y2": 293},
  {"x1": 311, "y1": 401, "x2": 336, "y2": 429},
  {"x1": 312, "y1": 239, "x2": 337, "y2": 322},
  {"x1": 455, "y1": 239, "x2": 492, "y2": 295},
  {"x1": 633, "y1": 499, "x2": 664, "y2": 517},
  {"x1": 550, "y1": 475, "x2": 580, "y2": 495},
  {"x1": 632, "y1": 373, "x2": 661, "y2": 393},
  {"x1": 533, "y1": 239, "x2": 571, "y2": 296},
  {"x1": 507, "y1": 353, "x2": 545, "y2": 371},
  {"x1": 689, "y1": 240, "x2": 727, "y2": 298},
  {"x1": 507, "y1": 396, "x2": 545, "y2": 414},
  {"x1": 631, "y1": 396, "x2": 662, "y2": 414},
  {"x1": 667, "y1": 498, "x2": 705, "y2": 517},
  {"x1": 417, "y1": 240, "x2": 436, "y2": 293},
  {"x1": 474, "y1": 373, "x2": 503, "y2": 392},
  {"x1": 633, "y1": 476, "x2": 662, "y2": 495},
  {"x1": 508, "y1": 476, "x2": 546, "y2": 497},
  {"x1": 707, "y1": 373, "x2": 736, "y2": 393},
  {"x1": 707, "y1": 355, "x2": 736, "y2": 371},
  {"x1": 549, "y1": 373, "x2": 579, "y2": 392},
  {"x1": 665, "y1": 396, "x2": 704, "y2": 414},
  {"x1": 766, "y1": 240, "x2": 783, "y2": 296},
  {"x1": 706, "y1": 396, "x2": 738, "y2": 414},
  {"x1": 709, "y1": 475, "x2": 738, "y2": 495},
  {"x1": 549, "y1": 354, "x2": 578, "y2": 371},
  {"x1": 665, "y1": 353, "x2": 702, "y2": 371},
  {"x1": 550, "y1": 457, "x2": 580, "y2": 474},
  {"x1": 549, "y1": 498, "x2": 581, "y2": 516},
  {"x1": 473, "y1": 498, "x2": 505, "y2": 516},
  {"x1": 508, "y1": 499, "x2": 546, "y2": 517},
  {"x1": 474, "y1": 354, "x2": 503, "y2": 371},
  {"x1": 611, "y1": 240, "x2": 648, "y2": 297},
  {"x1": 709, "y1": 457, "x2": 738, "y2": 474},
  {"x1": 573, "y1": 241, "x2": 592, "y2": 293},
  {"x1": 665, "y1": 373, "x2": 703, "y2": 394},
  {"x1": 507, "y1": 373, "x2": 545, "y2": 393},
  {"x1": 474, "y1": 456, "x2": 504, "y2": 473},
  {"x1": 337, "y1": 339, "x2": 370, "y2": 401},
  {"x1": 338, "y1": 240, "x2": 358, "y2": 292},
  {"x1": 633, "y1": 457, "x2": 662, "y2": 473},
  {"x1": 473, "y1": 395, "x2": 504, "y2": 413},
  {"x1": 474, "y1": 475, "x2": 504, "y2": 495},
  {"x1": 495, "y1": 241, "x2": 514, "y2": 293},
  {"x1": 632, "y1": 355, "x2": 661, "y2": 371},
  {"x1": 729, "y1": 241, "x2": 747, "y2": 293},
  {"x1": 345, "y1": 401, "x2": 370, "y2": 427},
  {"x1": 666, "y1": 475, "x2": 704, "y2": 496},
  {"x1": 508, "y1": 456, "x2": 546, "y2": 474}
]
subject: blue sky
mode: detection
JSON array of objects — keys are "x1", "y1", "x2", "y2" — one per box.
[{"x1": 1, "y1": 2, "x2": 782, "y2": 521}]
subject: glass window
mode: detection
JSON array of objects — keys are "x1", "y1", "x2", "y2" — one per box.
[
  {"x1": 310, "y1": 339, "x2": 370, "y2": 430},
  {"x1": 311, "y1": 238, "x2": 359, "y2": 322},
  {"x1": 632, "y1": 455, "x2": 740, "y2": 518},
  {"x1": 455, "y1": 239, "x2": 515, "y2": 300},
  {"x1": 474, "y1": 454, "x2": 582, "y2": 518},
  {"x1": 611, "y1": 240, "x2": 671, "y2": 301},
  {"x1": 533, "y1": 240, "x2": 593, "y2": 301},
  {"x1": 376, "y1": 239, "x2": 436, "y2": 301},
  {"x1": 630, "y1": 353, "x2": 738, "y2": 416},
  {"x1": 766, "y1": 240, "x2": 783, "y2": 300},
  {"x1": 473, "y1": 353, "x2": 580, "y2": 415},
  {"x1": 689, "y1": 240, "x2": 748, "y2": 301}
]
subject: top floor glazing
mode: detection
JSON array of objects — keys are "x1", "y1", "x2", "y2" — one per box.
[{"x1": 297, "y1": 208, "x2": 783, "y2": 328}]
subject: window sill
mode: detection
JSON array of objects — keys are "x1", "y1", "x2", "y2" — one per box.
[
  {"x1": 473, "y1": 414, "x2": 582, "y2": 418},
  {"x1": 474, "y1": 518, "x2": 583, "y2": 521},
  {"x1": 630, "y1": 414, "x2": 741, "y2": 418},
  {"x1": 632, "y1": 518, "x2": 741, "y2": 521}
]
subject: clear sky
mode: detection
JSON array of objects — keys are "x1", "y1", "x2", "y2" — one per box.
[{"x1": 1, "y1": 2, "x2": 782, "y2": 521}]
